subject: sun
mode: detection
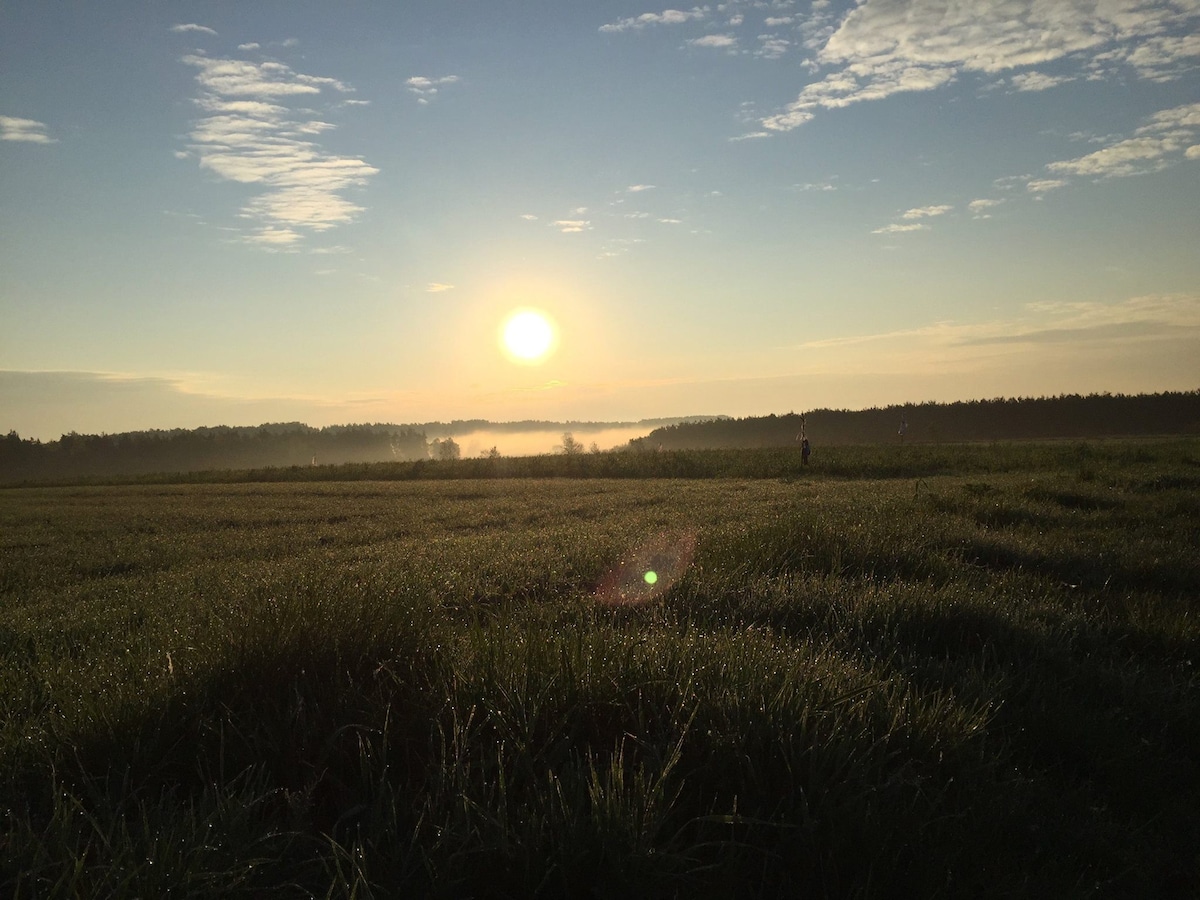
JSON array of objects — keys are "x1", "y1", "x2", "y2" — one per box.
[{"x1": 500, "y1": 308, "x2": 556, "y2": 364}]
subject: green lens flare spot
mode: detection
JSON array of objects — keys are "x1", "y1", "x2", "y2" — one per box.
[{"x1": 643, "y1": 570, "x2": 658, "y2": 585}]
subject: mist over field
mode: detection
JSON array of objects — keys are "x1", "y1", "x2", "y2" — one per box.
[{"x1": 431, "y1": 425, "x2": 663, "y2": 458}]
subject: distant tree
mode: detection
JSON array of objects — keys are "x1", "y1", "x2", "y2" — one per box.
[
  {"x1": 589, "y1": 441, "x2": 601, "y2": 454},
  {"x1": 432, "y1": 437, "x2": 461, "y2": 460},
  {"x1": 483, "y1": 446, "x2": 501, "y2": 459},
  {"x1": 559, "y1": 432, "x2": 584, "y2": 455}
]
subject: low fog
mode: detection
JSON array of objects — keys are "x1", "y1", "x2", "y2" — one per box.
[{"x1": 430, "y1": 425, "x2": 655, "y2": 459}]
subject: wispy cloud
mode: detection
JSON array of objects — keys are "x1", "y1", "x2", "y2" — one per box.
[
  {"x1": 1026, "y1": 178, "x2": 1067, "y2": 193},
  {"x1": 1045, "y1": 102, "x2": 1200, "y2": 179},
  {"x1": 871, "y1": 203, "x2": 950, "y2": 234},
  {"x1": 761, "y1": 0, "x2": 1200, "y2": 133},
  {"x1": 901, "y1": 204, "x2": 952, "y2": 220},
  {"x1": 553, "y1": 219, "x2": 591, "y2": 233},
  {"x1": 171, "y1": 23, "x2": 217, "y2": 36},
  {"x1": 756, "y1": 35, "x2": 790, "y2": 60},
  {"x1": 406, "y1": 75, "x2": 461, "y2": 105},
  {"x1": 627, "y1": 184, "x2": 656, "y2": 192},
  {"x1": 426, "y1": 282, "x2": 455, "y2": 293},
  {"x1": 0, "y1": 115, "x2": 56, "y2": 144},
  {"x1": 599, "y1": 7, "x2": 709, "y2": 33},
  {"x1": 871, "y1": 222, "x2": 928, "y2": 234},
  {"x1": 689, "y1": 34, "x2": 737, "y2": 49},
  {"x1": 968, "y1": 198, "x2": 1004, "y2": 217},
  {"x1": 800, "y1": 293, "x2": 1200, "y2": 353},
  {"x1": 1010, "y1": 72, "x2": 1073, "y2": 92},
  {"x1": 793, "y1": 179, "x2": 838, "y2": 192},
  {"x1": 179, "y1": 51, "x2": 377, "y2": 246}
]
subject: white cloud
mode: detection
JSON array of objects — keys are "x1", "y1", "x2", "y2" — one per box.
[
  {"x1": 657, "y1": 217, "x2": 683, "y2": 224},
  {"x1": 171, "y1": 24, "x2": 217, "y2": 36},
  {"x1": 184, "y1": 55, "x2": 350, "y2": 97},
  {"x1": 761, "y1": 0, "x2": 1200, "y2": 132},
  {"x1": 1010, "y1": 72, "x2": 1073, "y2": 92},
  {"x1": 728, "y1": 14, "x2": 744, "y2": 26},
  {"x1": 627, "y1": 184, "x2": 656, "y2": 192},
  {"x1": 180, "y1": 53, "x2": 376, "y2": 245},
  {"x1": 520, "y1": 213, "x2": 539, "y2": 220},
  {"x1": 600, "y1": 7, "x2": 710, "y2": 33},
  {"x1": 1045, "y1": 102, "x2": 1200, "y2": 180},
  {"x1": 426, "y1": 283, "x2": 455, "y2": 293},
  {"x1": 901, "y1": 204, "x2": 952, "y2": 219},
  {"x1": 0, "y1": 116, "x2": 56, "y2": 144},
  {"x1": 1118, "y1": 31, "x2": 1200, "y2": 81},
  {"x1": 406, "y1": 75, "x2": 461, "y2": 103},
  {"x1": 553, "y1": 219, "x2": 591, "y2": 233},
  {"x1": 1026, "y1": 178, "x2": 1067, "y2": 192},
  {"x1": 871, "y1": 222, "x2": 928, "y2": 234},
  {"x1": 247, "y1": 226, "x2": 302, "y2": 245},
  {"x1": 1187, "y1": 145, "x2": 1200, "y2": 160},
  {"x1": 689, "y1": 34, "x2": 737, "y2": 48},
  {"x1": 238, "y1": 42, "x2": 261, "y2": 51},
  {"x1": 757, "y1": 35, "x2": 790, "y2": 59},
  {"x1": 1047, "y1": 137, "x2": 1179, "y2": 178},
  {"x1": 1137, "y1": 102, "x2": 1200, "y2": 133},
  {"x1": 968, "y1": 198, "x2": 1004, "y2": 217},
  {"x1": 764, "y1": 17, "x2": 794, "y2": 27},
  {"x1": 794, "y1": 179, "x2": 838, "y2": 192}
]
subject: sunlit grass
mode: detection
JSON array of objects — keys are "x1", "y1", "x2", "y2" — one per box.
[{"x1": 2, "y1": 440, "x2": 1198, "y2": 896}]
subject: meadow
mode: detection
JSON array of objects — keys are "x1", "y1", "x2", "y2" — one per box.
[{"x1": 2, "y1": 440, "x2": 1198, "y2": 897}]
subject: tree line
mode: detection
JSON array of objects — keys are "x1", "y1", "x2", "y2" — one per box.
[
  {"x1": 3, "y1": 392, "x2": 1196, "y2": 484},
  {"x1": 627, "y1": 391, "x2": 1200, "y2": 451},
  {"x1": 0, "y1": 424, "x2": 430, "y2": 484}
]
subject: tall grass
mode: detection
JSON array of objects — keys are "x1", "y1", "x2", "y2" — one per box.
[{"x1": 2, "y1": 440, "x2": 1198, "y2": 897}]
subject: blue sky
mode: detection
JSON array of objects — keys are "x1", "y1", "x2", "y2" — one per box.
[{"x1": 2, "y1": 1, "x2": 1198, "y2": 441}]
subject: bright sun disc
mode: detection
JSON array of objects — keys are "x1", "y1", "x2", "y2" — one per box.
[{"x1": 501, "y1": 309, "x2": 555, "y2": 363}]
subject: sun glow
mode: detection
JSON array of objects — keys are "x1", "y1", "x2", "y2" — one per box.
[{"x1": 500, "y1": 308, "x2": 556, "y2": 364}]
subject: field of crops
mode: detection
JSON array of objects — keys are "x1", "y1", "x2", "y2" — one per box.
[{"x1": 3, "y1": 441, "x2": 1198, "y2": 897}]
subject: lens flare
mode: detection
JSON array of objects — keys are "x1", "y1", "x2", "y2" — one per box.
[{"x1": 595, "y1": 530, "x2": 696, "y2": 606}]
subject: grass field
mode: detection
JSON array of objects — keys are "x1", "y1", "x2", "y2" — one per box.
[{"x1": 2, "y1": 441, "x2": 1198, "y2": 897}]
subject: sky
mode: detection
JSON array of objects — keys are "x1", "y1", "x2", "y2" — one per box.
[{"x1": 2, "y1": 0, "x2": 1198, "y2": 442}]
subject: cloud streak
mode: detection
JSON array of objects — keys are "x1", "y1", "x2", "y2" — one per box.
[
  {"x1": 761, "y1": 0, "x2": 1200, "y2": 132},
  {"x1": 1046, "y1": 102, "x2": 1200, "y2": 179},
  {"x1": 801, "y1": 293, "x2": 1200, "y2": 352},
  {"x1": 599, "y1": 7, "x2": 709, "y2": 33},
  {"x1": 406, "y1": 75, "x2": 461, "y2": 104},
  {"x1": 179, "y1": 52, "x2": 377, "y2": 246},
  {"x1": 171, "y1": 24, "x2": 217, "y2": 36},
  {"x1": 0, "y1": 116, "x2": 56, "y2": 144}
]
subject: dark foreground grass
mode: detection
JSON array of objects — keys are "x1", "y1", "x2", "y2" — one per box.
[{"x1": 1, "y1": 440, "x2": 1198, "y2": 897}]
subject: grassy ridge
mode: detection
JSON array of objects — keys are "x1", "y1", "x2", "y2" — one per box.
[{"x1": 2, "y1": 441, "x2": 1199, "y2": 897}]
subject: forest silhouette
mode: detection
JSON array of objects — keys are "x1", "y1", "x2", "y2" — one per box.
[{"x1": 2, "y1": 391, "x2": 1196, "y2": 484}]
